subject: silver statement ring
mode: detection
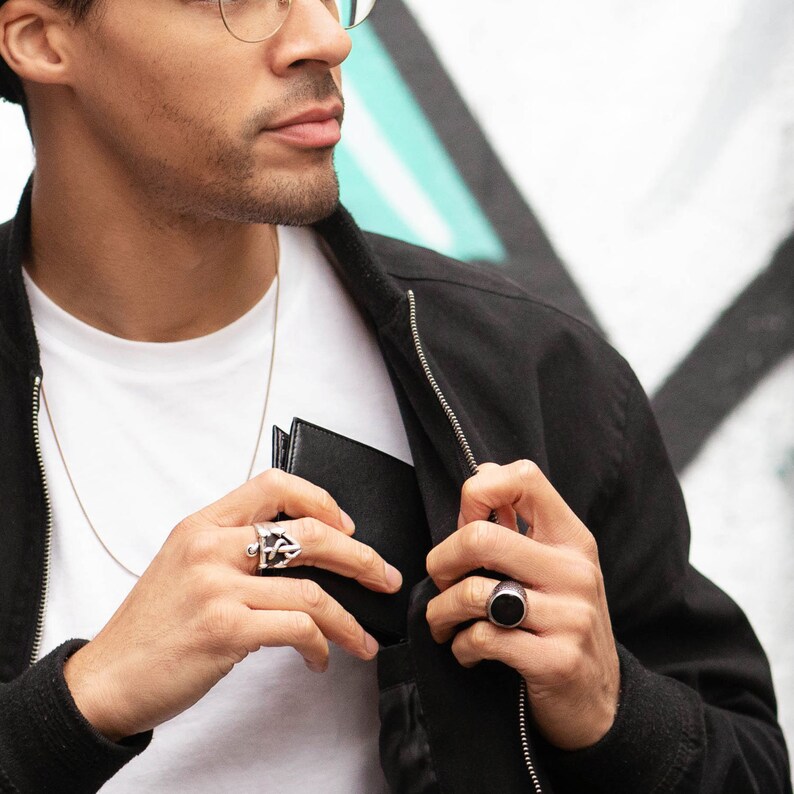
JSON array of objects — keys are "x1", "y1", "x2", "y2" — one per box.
[
  {"x1": 245, "y1": 521, "x2": 303, "y2": 571},
  {"x1": 486, "y1": 580, "x2": 528, "y2": 628}
]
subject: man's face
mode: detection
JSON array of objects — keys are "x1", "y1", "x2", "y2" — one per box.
[{"x1": 68, "y1": 0, "x2": 352, "y2": 225}]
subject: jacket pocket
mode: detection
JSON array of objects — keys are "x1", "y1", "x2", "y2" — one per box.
[{"x1": 377, "y1": 640, "x2": 440, "y2": 794}]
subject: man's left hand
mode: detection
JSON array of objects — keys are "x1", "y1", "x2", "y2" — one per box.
[{"x1": 425, "y1": 460, "x2": 620, "y2": 751}]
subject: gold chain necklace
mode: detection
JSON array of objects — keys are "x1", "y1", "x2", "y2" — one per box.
[{"x1": 39, "y1": 234, "x2": 281, "y2": 579}]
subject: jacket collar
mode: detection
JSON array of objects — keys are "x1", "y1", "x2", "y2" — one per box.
[
  {"x1": 0, "y1": 179, "x2": 39, "y2": 373},
  {"x1": 314, "y1": 205, "x2": 407, "y2": 327}
]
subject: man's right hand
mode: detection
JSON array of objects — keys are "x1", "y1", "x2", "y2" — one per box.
[{"x1": 63, "y1": 468, "x2": 402, "y2": 742}]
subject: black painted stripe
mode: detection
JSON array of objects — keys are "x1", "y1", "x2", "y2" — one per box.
[{"x1": 652, "y1": 233, "x2": 794, "y2": 472}]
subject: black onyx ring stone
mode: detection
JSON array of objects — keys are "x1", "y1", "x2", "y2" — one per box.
[{"x1": 486, "y1": 580, "x2": 528, "y2": 628}]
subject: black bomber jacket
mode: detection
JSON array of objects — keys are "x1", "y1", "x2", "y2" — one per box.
[{"x1": 0, "y1": 183, "x2": 791, "y2": 793}]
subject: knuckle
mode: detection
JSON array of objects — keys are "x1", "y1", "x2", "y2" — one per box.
[
  {"x1": 298, "y1": 517, "x2": 322, "y2": 546},
  {"x1": 260, "y1": 467, "x2": 283, "y2": 488},
  {"x1": 198, "y1": 567, "x2": 228, "y2": 600},
  {"x1": 354, "y1": 542, "x2": 380, "y2": 574},
  {"x1": 583, "y1": 603, "x2": 600, "y2": 631},
  {"x1": 201, "y1": 600, "x2": 237, "y2": 645},
  {"x1": 185, "y1": 529, "x2": 219, "y2": 564},
  {"x1": 516, "y1": 458, "x2": 540, "y2": 486},
  {"x1": 298, "y1": 579, "x2": 324, "y2": 610},
  {"x1": 460, "y1": 522, "x2": 494, "y2": 557},
  {"x1": 340, "y1": 608, "x2": 360, "y2": 639},
  {"x1": 288, "y1": 611, "x2": 315, "y2": 641},
  {"x1": 474, "y1": 520, "x2": 496, "y2": 550},
  {"x1": 460, "y1": 476, "x2": 480, "y2": 503},
  {"x1": 466, "y1": 577, "x2": 491, "y2": 610},
  {"x1": 581, "y1": 532, "x2": 599, "y2": 560},
  {"x1": 581, "y1": 559, "x2": 602, "y2": 592},
  {"x1": 469, "y1": 621, "x2": 493, "y2": 652},
  {"x1": 570, "y1": 603, "x2": 597, "y2": 635},
  {"x1": 168, "y1": 520, "x2": 192, "y2": 544},
  {"x1": 253, "y1": 468, "x2": 285, "y2": 502},
  {"x1": 425, "y1": 549, "x2": 439, "y2": 579},
  {"x1": 317, "y1": 488, "x2": 336, "y2": 516},
  {"x1": 549, "y1": 639, "x2": 580, "y2": 680},
  {"x1": 567, "y1": 555, "x2": 600, "y2": 592}
]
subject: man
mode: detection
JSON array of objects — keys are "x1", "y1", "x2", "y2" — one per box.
[{"x1": 0, "y1": 0, "x2": 789, "y2": 792}]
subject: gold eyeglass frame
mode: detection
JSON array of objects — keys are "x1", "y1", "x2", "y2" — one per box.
[{"x1": 218, "y1": 0, "x2": 377, "y2": 44}]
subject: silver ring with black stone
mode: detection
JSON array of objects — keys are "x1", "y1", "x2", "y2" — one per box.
[{"x1": 486, "y1": 580, "x2": 528, "y2": 628}]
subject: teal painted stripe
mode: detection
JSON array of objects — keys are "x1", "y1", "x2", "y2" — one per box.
[
  {"x1": 334, "y1": 146, "x2": 416, "y2": 243},
  {"x1": 337, "y1": 24, "x2": 505, "y2": 263}
]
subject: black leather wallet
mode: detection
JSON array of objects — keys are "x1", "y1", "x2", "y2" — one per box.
[{"x1": 264, "y1": 418, "x2": 431, "y2": 644}]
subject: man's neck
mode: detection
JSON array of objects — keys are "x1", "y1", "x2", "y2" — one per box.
[{"x1": 25, "y1": 162, "x2": 278, "y2": 344}]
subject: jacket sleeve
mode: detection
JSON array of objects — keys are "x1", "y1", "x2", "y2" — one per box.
[
  {"x1": 538, "y1": 365, "x2": 792, "y2": 793},
  {"x1": 0, "y1": 639, "x2": 151, "y2": 794}
]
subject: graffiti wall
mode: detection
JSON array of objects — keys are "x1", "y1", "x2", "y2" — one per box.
[
  {"x1": 1, "y1": 0, "x2": 792, "y2": 756},
  {"x1": 338, "y1": 0, "x2": 794, "y2": 752}
]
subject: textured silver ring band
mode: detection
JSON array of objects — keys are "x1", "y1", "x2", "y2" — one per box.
[
  {"x1": 245, "y1": 521, "x2": 303, "y2": 571},
  {"x1": 486, "y1": 579, "x2": 528, "y2": 628}
]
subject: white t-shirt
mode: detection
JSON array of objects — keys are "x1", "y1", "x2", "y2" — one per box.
[{"x1": 28, "y1": 225, "x2": 412, "y2": 792}]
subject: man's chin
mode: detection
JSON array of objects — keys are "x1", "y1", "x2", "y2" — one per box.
[
  {"x1": 219, "y1": 170, "x2": 341, "y2": 227},
  {"x1": 273, "y1": 192, "x2": 340, "y2": 227}
]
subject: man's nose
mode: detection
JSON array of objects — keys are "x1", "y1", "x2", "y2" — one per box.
[{"x1": 268, "y1": 0, "x2": 353, "y2": 74}]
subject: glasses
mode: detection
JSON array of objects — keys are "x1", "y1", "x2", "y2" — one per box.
[{"x1": 219, "y1": 0, "x2": 377, "y2": 43}]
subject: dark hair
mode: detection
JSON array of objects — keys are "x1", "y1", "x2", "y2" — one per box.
[
  {"x1": 54, "y1": 0, "x2": 96, "y2": 16},
  {"x1": 0, "y1": 0, "x2": 97, "y2": 106}
]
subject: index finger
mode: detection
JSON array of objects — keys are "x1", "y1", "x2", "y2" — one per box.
[
  {"x1": 194, "y1": 469, "x2": 355, "y2": 535},
  {"x1": 460, "y1": 460, "x2": 589, "y2": 549},
  {"x1": 458, "y1": 462, "x2": 519, "y2": 531}
]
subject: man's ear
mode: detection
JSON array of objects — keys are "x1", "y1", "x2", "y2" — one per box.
[{"x1": 0, "y1": 0, "x2": 74, "y2": 92}]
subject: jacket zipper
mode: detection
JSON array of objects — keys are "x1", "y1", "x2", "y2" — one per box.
[
  {"x1": 406, "y1": 290, "x2": 543, "y2": 794},
  {"x1": 29, "y1": 374, "x2": 54, "y2": 666}
]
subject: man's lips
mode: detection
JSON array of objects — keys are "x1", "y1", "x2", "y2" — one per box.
[{"x1": 263, "y1": 104, "x2": 343, "y2": 148}]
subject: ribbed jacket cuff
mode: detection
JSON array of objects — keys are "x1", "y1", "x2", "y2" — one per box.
[
  {"x1": 0, "y1": 639, "x2": 151, "y2": 793},
  {"x1": 536, "y1": 643, "x2": 702, "y2": 793}
]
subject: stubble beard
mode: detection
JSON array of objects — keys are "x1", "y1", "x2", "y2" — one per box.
[
  {"x1": 125, "y1": 74, "x2": 344, "y2": 228},
  {"x1": 196, "y1": 148, "x2": 342, "y2": 227}
]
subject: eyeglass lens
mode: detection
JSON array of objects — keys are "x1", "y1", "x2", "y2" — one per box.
[{"x1": 220, "y1": 0, "x2": 378, "y2": 43}]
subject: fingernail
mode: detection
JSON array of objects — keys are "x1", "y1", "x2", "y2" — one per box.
[
  {"x1": 341, "y1": 510, "x2": 355, "y2": 532},
  {"x1": 385, "y1": 564, "x2": 403, "y2": 591},
  {"x1": 364, "y1": 633, "x2": 379, "y2": 656},
  {"x1": 306, "y1": 659, "x2": 326, "y2": 674}
]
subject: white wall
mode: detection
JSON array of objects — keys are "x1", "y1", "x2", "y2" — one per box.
[{"x1": 0, "y1": 101, "x2": 32, "y2": 218}]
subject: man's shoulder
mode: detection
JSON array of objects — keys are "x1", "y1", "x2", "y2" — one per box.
[
  {"x1": 364, "y1": 232, "x2": 526, "y2": 297},
  {"x1": 364, "y1": 231, "x2": 548, "y2": 300},
  {"x1": 364, "y1": 231, "x2": 618, "y2": 364}
]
